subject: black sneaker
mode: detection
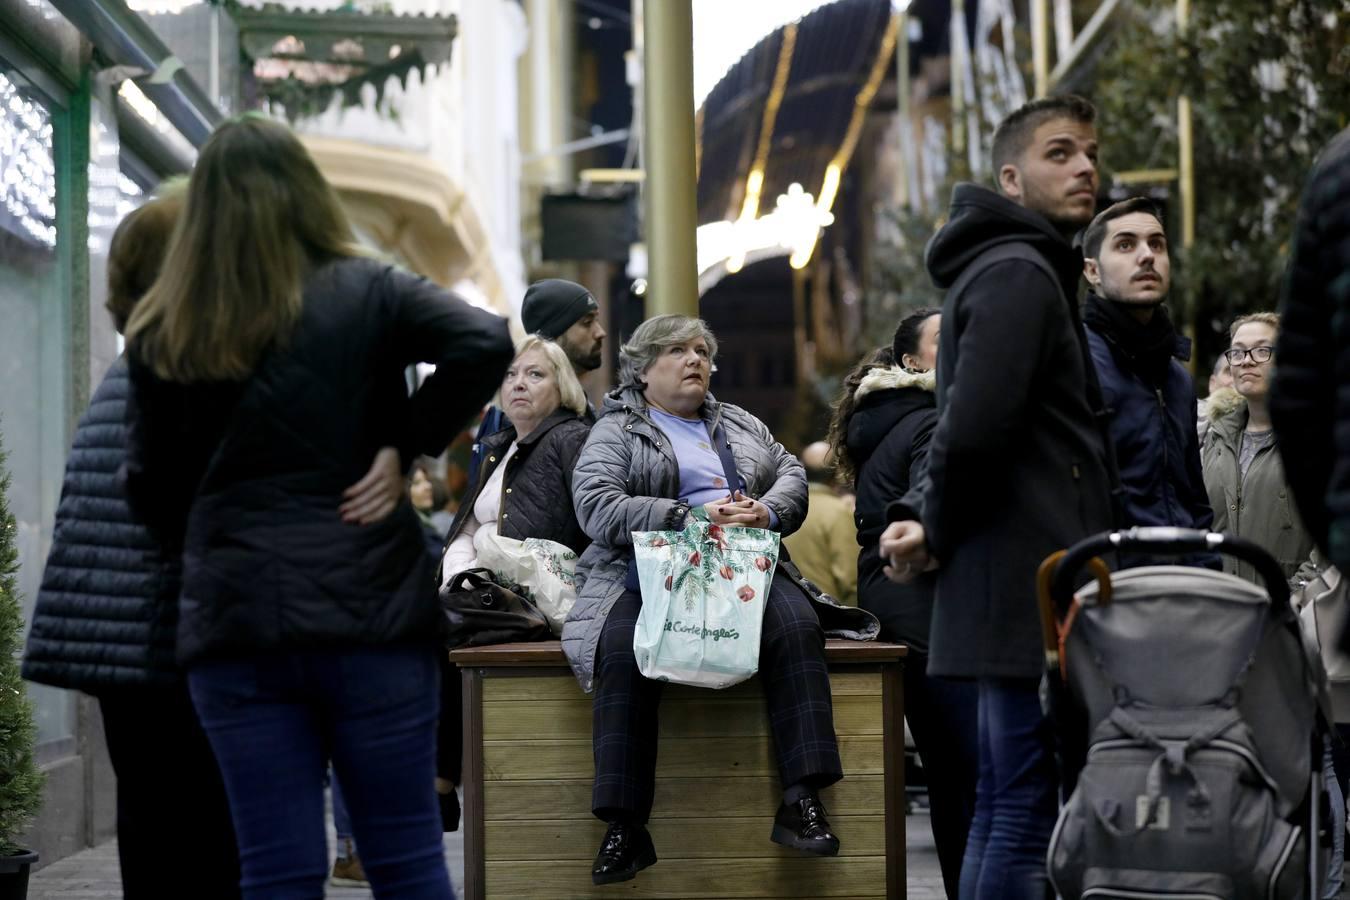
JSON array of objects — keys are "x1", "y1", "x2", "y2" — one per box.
[
  {"x1": 771, "y1": 795, "x2": 841, "y2": 856},
  {"x1": 591, "y1": 822, "x2": 657, "y2": 885}
]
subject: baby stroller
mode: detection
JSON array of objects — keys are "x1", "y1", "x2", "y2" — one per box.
[{"x1": 1036, "y1": 527, "x2": 1333, "y2": 900}]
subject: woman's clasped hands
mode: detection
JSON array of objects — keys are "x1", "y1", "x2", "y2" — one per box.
[{"x1": 702, "y1": 490, "x2": 772, "y2": 529}]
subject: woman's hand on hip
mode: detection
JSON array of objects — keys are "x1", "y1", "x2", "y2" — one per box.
[{"x1": 340, "y1": 446, "x2": 403, "y2": 524}]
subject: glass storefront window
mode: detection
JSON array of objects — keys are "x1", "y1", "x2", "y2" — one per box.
[{"x1": 0, "y1": 63, "x2": 73, "y2": 746}]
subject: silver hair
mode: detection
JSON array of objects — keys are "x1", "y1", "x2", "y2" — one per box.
[
  {"x1": 496, "y1": 335, "x2": 589, "y2": 417},
  {"x1": 618, "y1": 314, "x2": 719, "y2": 387}
]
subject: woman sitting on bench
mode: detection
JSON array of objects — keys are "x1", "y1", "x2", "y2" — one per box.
[
  {"x1": 565, "y1": 314, "x2": 878, "y2": 886},
  {"x1": 437, "y1": 335, "x2": 593, "y2": 833}
]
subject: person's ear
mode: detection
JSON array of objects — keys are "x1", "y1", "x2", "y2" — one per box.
[
  {"x1": 999, "y1": 163, "x2": 1022, "y2": 199},
  {"x1": 1083, "y1": 257, "x2": 1101, "y2": 287}
]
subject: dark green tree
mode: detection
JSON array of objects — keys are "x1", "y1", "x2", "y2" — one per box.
[
  {"x1": 1090, "y1": 0, "x2": 1350, "y2": 358},
  {"x1": 865, "y1": 204, "x2": 949, "y2": 351},
  {"x1": 0, "y1": 423, "x2": 44, "y2": 854}
]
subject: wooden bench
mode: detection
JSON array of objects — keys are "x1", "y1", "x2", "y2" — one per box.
[{"x1": 452, "y1": 639, "x2": 908, "y2": 899}]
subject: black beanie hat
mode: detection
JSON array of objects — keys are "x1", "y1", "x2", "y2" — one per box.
[{"x1": 521, "y1": 279, "x2": 598, "y2": 339}]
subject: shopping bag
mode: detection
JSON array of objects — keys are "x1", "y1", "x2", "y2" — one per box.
[
  {"x1": 475, "y1": 532, "x2": 579, "y2": 635},
  {"x1": 630, "y1": 513, "x2": 780, "y2": 689}
]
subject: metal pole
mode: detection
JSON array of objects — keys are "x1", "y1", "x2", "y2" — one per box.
[
  {"x1": 1031, "y1": 0, "x2": 1050, "y2": 98},
  {"x1": 1177, "y1": 0, "x2": 1197, "y2": 371},
  {"x1": 642, "y1": 0, "x2": 699, "y2": 317},
  {"x1": 951, "y1": 0, "x2": 965, "y2": 154},
  {"x1": 896, "y1": 8, "x2": 911, "y2": 208},
  {"x1": 1177, "y1": 0, "x2": 1195, "y2": 251}
]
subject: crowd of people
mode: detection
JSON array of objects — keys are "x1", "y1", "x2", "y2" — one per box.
[{"x1": 10, "y1": 91, "x2": 1349, "y2": 900}]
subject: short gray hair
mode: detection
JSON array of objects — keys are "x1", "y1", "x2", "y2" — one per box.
[
  {"x1": 496, "y1": 335, "x2": 589, "y2": 417},
  {"x1": 618, "y1": 314, "x2": 719, "y2": 387}
]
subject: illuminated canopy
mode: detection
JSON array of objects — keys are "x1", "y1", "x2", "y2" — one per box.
[{"x1": 694, "y1": 0, "x2": 898, "y2": 290}]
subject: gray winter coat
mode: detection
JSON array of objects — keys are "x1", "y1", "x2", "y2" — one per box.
[{"x1": 563, "y1": 386, "x2": 879, "y2": 691}]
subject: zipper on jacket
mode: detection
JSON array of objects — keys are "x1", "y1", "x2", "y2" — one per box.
[
  {"x1": 1156, "y1": 388, "x2": 1177, "y2": 518},
  {"x1": 496, "y1": 451, "x2": 513, "y2": 529}
]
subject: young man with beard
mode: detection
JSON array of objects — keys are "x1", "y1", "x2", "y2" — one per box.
[
  {"x1": 469, "y1": 279, "x2": 606, "y2": 481},
  {"x1": 880, "y1": 94, "x2": 1115, "y2": 899},
  {"x1": 1080, "y1": 199, "x2": 1213, "y2": 553}
]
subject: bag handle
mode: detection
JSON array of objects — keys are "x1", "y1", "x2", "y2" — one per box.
[{"x1": 447, "y1": 567, "x2": 495, "y2": 593}]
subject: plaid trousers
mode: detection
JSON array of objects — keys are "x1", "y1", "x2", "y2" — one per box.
[{"x1": 591, "y1": 570, "x2": 843, "y2": 823}]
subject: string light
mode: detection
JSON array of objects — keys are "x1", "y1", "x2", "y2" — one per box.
[{"x1": 0, "y1": 71, "x2": 57, "y2": 249}]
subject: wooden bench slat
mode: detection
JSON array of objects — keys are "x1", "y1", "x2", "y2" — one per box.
[
  {"x1": 482, "y1": 693, "x2": 883, "y2": 739},
  {"x1": 453, "y1": 639, "x2": 906, "y2": 667},
  {"x1": 481, "y1": 671, "x2": 884, "y2": 701},
  {"x1": 483, "y1": 735, "x2": 884, "y2": 781},
  {"x1": 484, "y1": 857, "x2": 886, "y2": 898},
  {"x1": 482, "y1": 775, "x2": 887, "y2": 821},
  {"x1": 485, "y1": 815, "x2": 886, "y2": 861}
]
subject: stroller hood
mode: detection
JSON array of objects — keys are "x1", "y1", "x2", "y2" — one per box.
[{"x1": 1065, "y1": 565, "x2": 1329, "y2": 817}]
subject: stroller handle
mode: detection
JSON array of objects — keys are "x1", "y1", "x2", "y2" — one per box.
[{"x1": 1047, "y1": 527, "x2": 1290, "y2": 612}]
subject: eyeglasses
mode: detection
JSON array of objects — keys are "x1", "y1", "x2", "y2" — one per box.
[{"x1": 1223, "y1": 346, "x2": 1274, "y2": 365}]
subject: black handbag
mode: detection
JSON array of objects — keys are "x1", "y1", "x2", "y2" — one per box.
[{"x1": 439, "y1": 567, "x2": 552, "y2": 649}]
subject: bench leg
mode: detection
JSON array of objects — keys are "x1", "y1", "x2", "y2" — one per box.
[
  {"x1": 883, "y1": 661, "x2": 907, "y2": 900},
  {"x1": 461, "y1": 667, "x2": 485, "y2": 900}
]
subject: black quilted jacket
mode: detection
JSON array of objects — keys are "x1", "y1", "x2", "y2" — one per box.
[
  {"x1": 123, "y1": 257, "x2": 513, "y2": 665},
  {"x1": 439, "y1": 408, "x2": 593, "y2": 580},
  {"x1": 22, "y1": 358, "x2": 182, "y2": 690}
]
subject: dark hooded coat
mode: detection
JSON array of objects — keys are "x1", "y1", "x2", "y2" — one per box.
[
  {"x1": 891, "y1": 184, "x2": 1115, "y2": 680},
  {"x1": 846, "y1": 366, "x2": 940, "y2": 653}
]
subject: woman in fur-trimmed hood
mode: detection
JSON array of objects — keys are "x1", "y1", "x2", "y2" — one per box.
[{"x1": 830, "y1": 308, "x2": 977, "y2": 898}]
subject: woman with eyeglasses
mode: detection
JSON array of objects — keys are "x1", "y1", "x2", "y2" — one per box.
[{"x1": 1201, "y1": 312, "x2": 1317, "y2": 588}]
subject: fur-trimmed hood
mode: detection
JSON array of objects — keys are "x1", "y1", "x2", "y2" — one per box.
[
  {"x1": 1204, "y1": 386, "x2": 1245, "y2": 423},
  {"x1": 845, "y1": 366, "x2": 938, "y2": 475},
  {"x1": 853, "y1": 365, "x2": 935, "y2": 403}
]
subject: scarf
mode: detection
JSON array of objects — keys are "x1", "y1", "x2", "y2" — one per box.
[{"x1": 1082, "y1": 292, "x2": 1181, "y2": 387}]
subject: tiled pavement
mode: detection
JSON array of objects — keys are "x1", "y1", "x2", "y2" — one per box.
[{"x1": 29, "y1": 809, "x2": 947, "y2": 899}]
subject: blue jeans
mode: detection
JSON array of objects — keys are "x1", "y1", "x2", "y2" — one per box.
[
  {"x1": 189, "y1": 646, "x2": 453, "y2": 900},
  {"x1": 959, "y1": 678, "x2": 1059, "y2": 900},
  {"x1": 330, "y1": 767, "x2": 353, "y2": 847},
  {"x1": 1324, "y1": 735, "x2": 1344, "y2": 898},
  {"x1": 906, "y1": 658, "x2": 979, "y2": 898}
]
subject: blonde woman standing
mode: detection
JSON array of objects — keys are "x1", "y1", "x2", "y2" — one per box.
[
  {"x1": 1202, "y1": 312, "x2": 1317, "y2": 588},
  {"x1": 122, "y1": 115, "x2": 512, "y2": 899}
]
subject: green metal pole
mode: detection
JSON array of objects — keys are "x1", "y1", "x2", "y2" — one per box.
[{"x1": 642, "y1": 0, "x2": 699, "y2": 318}]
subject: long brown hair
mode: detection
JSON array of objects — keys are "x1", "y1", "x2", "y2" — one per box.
[
  {"x1": 826, "y1": 346, "x2": 895, "y2": 485},
  {"x1": 125, "y1": 114, "x2": 361, "y2": 382}
]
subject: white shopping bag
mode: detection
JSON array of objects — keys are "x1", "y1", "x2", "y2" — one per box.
[
  {"x1": 476, "y1": 532, "x2": 578, "y2": 634},
  {"x1": 630, "y1": 516, "x2": 779, "y2": 689}
]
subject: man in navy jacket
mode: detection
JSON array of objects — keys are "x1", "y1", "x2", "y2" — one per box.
[{"x1": 1080, "y1": 198, "x2": 1213, "y2": 552}]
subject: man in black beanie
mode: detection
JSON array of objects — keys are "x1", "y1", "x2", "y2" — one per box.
[
  {"x1": 468, "y1": 279, "x2": 605, "y2": 485},
  {"x1": 522, "y1": 278, "x2": 606, "y2": 375}
]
